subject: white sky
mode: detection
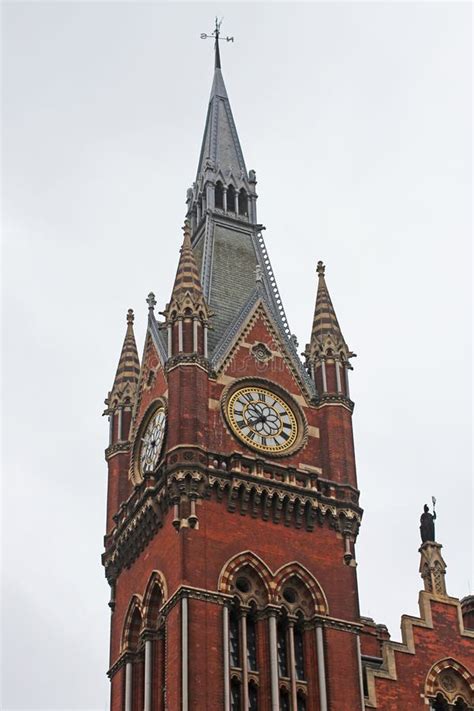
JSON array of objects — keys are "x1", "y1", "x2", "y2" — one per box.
[{"x1": 2, "y1": 2, "x2": 472, "y2": 709}]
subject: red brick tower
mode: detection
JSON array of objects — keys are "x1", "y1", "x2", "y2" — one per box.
[{"x1": 103, "y1": 30, "x2": 364, "y2": 711}]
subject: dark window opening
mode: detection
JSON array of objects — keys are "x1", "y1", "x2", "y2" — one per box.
[
  {"x1": 247, "y1": 616, "x2": 257, "y2": 671},
  {"x1": 279, "y1": 689, "x2": 290, "y2": 711},
  {"x1": 249, "y1": 683, "x2": 258, "y2": 711},
  {"x1": 231, "y1": 680, "x2": 241, "y2": 711},
  {"x1": 297, "y1": 693, "x2": 307, "y2": 711},
  {"x1": 277, "y1": 622, "x2": 289, "y2": 677},
  {"x1": 238, "y1": 188, "x2": 248, "y2": 215},
  {"x1": 215, "y1": 181, "x2": 224, "y2": 209},
  {"x1": 294, "y1": 626, "x2": 305, "y2": 680},
  {"x1": 227, "y1": 185, "x2": 236, "y2": 212},
  {"x1": 229, "y1": 609, "x2": 240, "y2": 668}
]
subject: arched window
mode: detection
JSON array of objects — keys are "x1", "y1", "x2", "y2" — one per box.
[
  {"x1": 229, "y1": 607, "x2": 241, "y2": 668},
  {"x1": 248, "y1": 681, "x2": 258, "y2": 711},
  {"x1": 297, "y1": 691, "x2": 307, "y2": 711},
  {"x1": 277, "y1": 620, "x2": 289, "y2": 677},
  {"x1": 279, "y1": 688, "x2": 290, "y2": 711},
  {"x1": 432, "y1": 695, "x2": 450, "y2": 711},
  {"x1": 231, "y1": 679, "x2": 242, "y2": 711},
  {"x1": 294, "y1": 623, "x2": 305, "y2": 680},
  {"x1": 247, "y1": 612, "x2": 258, "y2": 671},
  {"x1": 227, "y1": 185, "x2": 236, "y2": 212},
  {"x1": 215, "y1": 181, "x2": 224, "y2": 209},
  {"x1": 238, "y1": 188, "x2": 248, "y2": 216}
]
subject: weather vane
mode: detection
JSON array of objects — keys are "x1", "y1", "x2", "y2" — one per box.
[{"x1": 201, "y1": 18, "x2": 234, "y2": 69}]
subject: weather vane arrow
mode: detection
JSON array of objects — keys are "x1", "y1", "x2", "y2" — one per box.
[{"x1": 201, "y1": 18, "x2": 234, "y2": 69}]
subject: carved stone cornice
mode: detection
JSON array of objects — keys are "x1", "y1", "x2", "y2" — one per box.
[
  {"x1": 165, "y1": 353, "x2": 211, "y2": 373},
  {"x1": 316, "y1": 394, "x2": 355, "y2": 412},
  {"x1": 103, "y1": 451, "x2": 363, "y2": 582},
  {"x1": 105, "y1": 441, "x2": 130, "y2": 460}
]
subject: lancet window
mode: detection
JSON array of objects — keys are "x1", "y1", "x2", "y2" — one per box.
[{"x1": 227, "y1": 185, "x2": 236, "y2": 212}]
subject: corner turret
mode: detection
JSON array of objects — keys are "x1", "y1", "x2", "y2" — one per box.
[
  {"x1": 304, "y1": 261, "x2": 355, "y2": 399},
  {"x1": 161, "y1": 223, "x2": 211, "y2": 359},
  {"x1": 104, "y1": 309, "x2": 140, "y2": 446}
]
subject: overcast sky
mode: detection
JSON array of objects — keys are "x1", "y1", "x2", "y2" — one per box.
[{"x1": 2, "y1": 2, "x2": 472, "y2": 709}]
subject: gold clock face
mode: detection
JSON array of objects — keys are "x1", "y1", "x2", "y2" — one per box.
[
  {"x1": 139, "y1": 407, "x2": 166, "y2": 475},
  {"x1": 226, "y1": 386, "x2": 298, "y2": 454}
]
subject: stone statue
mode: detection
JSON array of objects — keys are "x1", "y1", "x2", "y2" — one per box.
[{"x1": 420, "y1": 503, "x2": 436, "y2": 543}]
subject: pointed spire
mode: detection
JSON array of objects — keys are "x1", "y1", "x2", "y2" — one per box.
[
  {"x1": 162, "y1": 222, "x2": 210, "y2": 322},
  {"x1": 305, "y1": 262, "x2": 354, "y2": 398},
  {"x1": 306, "y1": 261, "x2": 351, "y2": 359},
  {"x1": 104, "y1": 309, "x2": 140, "y2": 413}
]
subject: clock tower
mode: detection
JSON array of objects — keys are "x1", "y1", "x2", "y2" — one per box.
[{"x1": 103, "y1": 32, "x2": 363, "y2": 711}]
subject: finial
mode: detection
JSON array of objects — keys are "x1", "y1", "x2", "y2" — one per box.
[
  {"x1": 317, "y1": 261, "x2": 326, "y2": 277},
  {"x1": 201, "y1": 17, "x2": 234, "y2": 70},
  {"x1": 146, "y1": 292, "x2": 156, "y2": 311},
  {"x1": 126, "y1": 308, "x2": 134, "y2": 325}
]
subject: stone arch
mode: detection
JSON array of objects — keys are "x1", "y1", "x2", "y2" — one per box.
[
  {"x1": 218, "y1": 550, "x2": 272, "y2": 605},
  {"x1": 425, "y1": 658, "x2": 474, "y2": 706},
  {"x1": 121, "y1": 595, "x2": 143, "y2": 652},
  {"x1": 142, "y1": 570, "x2": 168, "y2": 629},
  {"x1": 273, "y1": 562, "x2": 328, "y2": 615}
]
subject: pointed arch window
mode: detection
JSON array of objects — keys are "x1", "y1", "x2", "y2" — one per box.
[
  {"x1": 227, "y1": 185, "x2": 236, "y2": 212},
  {"x1": 248, "y1": 681, "x2": 258, "y2": 711},
  {"x1": 279, "y1": 688, "x2": 290, "y2": 711},
  {"x1": 238, "y1": 188, "x2": 248, "y2": 216},
  {"x1": 229, "y1": 608, "x2": 241, "y2": 668},
  {"x1": 277, "y1": 620, "x2": 289, "y2": 677},
  {"x1": 215, "y1": 181, "x2": 224, "y2": 210},
  {"x1": 294, "y1": 624, "x2": 305, "y2": 680},
  {"x1": 231, "y1": 679, "x2": 242, "y2": 711},
  {"x1": 247, "y1": 612, "x2": 258, "y2": 671}
]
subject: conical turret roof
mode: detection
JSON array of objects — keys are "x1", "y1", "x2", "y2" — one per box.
[
  {"x1": 305, "y1": 262, "x2": 351, "y2": 359},
  {"x1": 162, "y1": 223, "x2": 211, "y2": 321},
  {"x1": 105, "y1": 309, "x2": 140, "y2": 411}
]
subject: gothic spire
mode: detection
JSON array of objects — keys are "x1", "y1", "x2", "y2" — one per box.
[
  {"x1": 194, "y1": 47, "x2": 246, "y2": 185},
  {"x1": 104, "y1": 309, "x2": 140, "y2": 413},
  {"x1": 162, "y1": 223, "x2": 210, "y2": 322},
  {"x1": 306, "y1": 262, "x2": 350, "y2": 358},
  {"x1": 305, "y1": 262, "x2": 354, "y2": 397}
]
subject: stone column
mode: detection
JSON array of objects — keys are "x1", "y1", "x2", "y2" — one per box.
[
  {"x1": 124, "y1": 660, "x2": 133, "y2": 711},
  {"x1": 268, "y1": 611, "x2": 280, "y2": 711},
  {"x1": 223, "y1": 605, "x2": 230, "y2": 711},
  {"x1": 288, "y1": 620, "x2": 298, "y2": 711},
  {"x1": 315, "y1": 624, "x2": 328, "y2": 711},
  {"x1": 182, "y1": 596, "x2": 189, "y2": 711},
  {"x1": 144, "y1": 639, "x2": 152, "y2": 711}
]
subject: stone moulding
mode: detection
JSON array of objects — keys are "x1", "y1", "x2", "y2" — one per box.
[{"x1": 103, "y1": 452, "x2": 362, "y2": 583}]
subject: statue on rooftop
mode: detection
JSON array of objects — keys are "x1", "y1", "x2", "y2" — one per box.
[{"x1": 420, "y1": 499, "x2": 437, "y2": 543}]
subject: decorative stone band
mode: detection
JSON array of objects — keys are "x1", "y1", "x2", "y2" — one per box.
[
  {"x1": 103, "y1": 457, "x2": 362, "y2": 582},
  {"x1": 316, "y1": 393, "x2": 354, "y2": 412},
  {"x1": 105, "y1": 441, "x2": 131, "y2": 460},
  {"x1": 165, "y1": 352, "x2": 211, "y2": 373}
]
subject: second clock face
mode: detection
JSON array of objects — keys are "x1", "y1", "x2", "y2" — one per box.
[
  {"x1": 139, "y1": 407, "x2": 166, "y2": 476},
  {"x1": 226, "y1": 386, "x2": 298, "y2": 454}
]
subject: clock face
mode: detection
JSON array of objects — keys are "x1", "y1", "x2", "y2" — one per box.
[
  {"x1": 226, "y1": 386, "x2": 298, "y2": 454},
  {"x1": 139, "y1": 407, "x2": 166, "y2": 475}
]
